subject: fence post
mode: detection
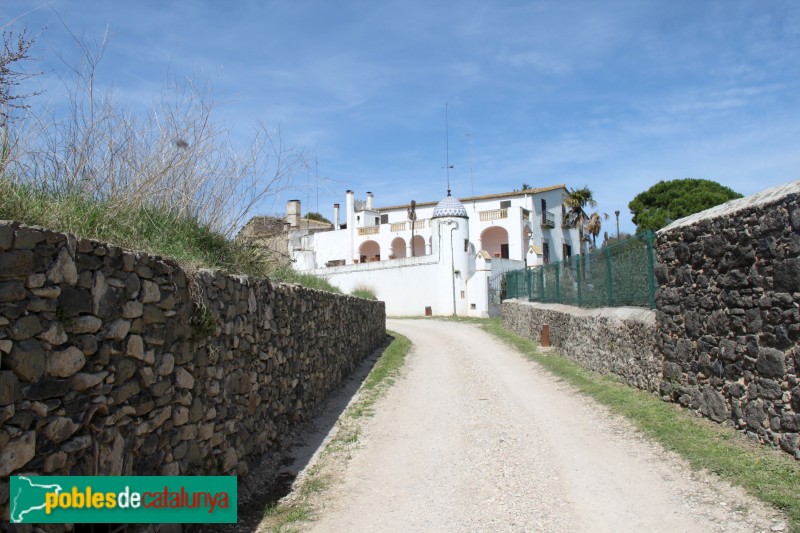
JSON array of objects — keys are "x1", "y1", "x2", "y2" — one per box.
[
  {"x1": 555, "y1": 265, "x2": 561, "y2": 303},
  {"x1": 539, "y1": 268, "x2": 544, "y2": 301},
  {"x1": 577, "y1": 254, "x2": 582, "y2": 307},
  {"x1": 604, "y1": 247, "x2": 613, "y2": 306},
  {"x1": 646, "y1": 231, "x2": 656, "y2": 309}
]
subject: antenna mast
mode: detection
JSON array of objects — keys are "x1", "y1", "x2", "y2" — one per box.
[
  {"x1": 465, "y1": 131, "x2": 474, "y2": 201},
  {"x1": 445, "y1": 102, "x2": 454, "y2": 195}
]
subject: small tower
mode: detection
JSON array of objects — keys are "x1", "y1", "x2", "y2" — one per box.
[{"x1": 431, "y1": 191, "x2": 471, "y2": 316}]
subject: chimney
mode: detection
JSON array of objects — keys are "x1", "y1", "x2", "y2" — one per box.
[
  {"x1": 366, "y1": 192, "x2": 374, "y2": 210},
  {"x1": 333, "y1": 203, "x2": 340, "y2": 230},
  {"x1": 346, "y1": 190, "x2": 355, "y2": 229},
  {"x1": 287, "y1": 199, "x2": 301, "y2": 228}
]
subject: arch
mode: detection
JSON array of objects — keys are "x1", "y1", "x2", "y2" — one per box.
[
  {"x1": 359, "y1": 240, "x2": 381, "y2": 262},
  {"x1": 391, "y1": 237, "x2": 407, "y2": 258},
  {"x1": 412, "y1": 235, "x2": 426, "y2": 256},
  {"x1": 481, "y1": 226, "x2": 509, "y2": 259}
]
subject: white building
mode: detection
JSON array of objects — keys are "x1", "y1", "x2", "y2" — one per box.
[{"x1": 262, "y1": 185, "x2": 583, "y2": 317}]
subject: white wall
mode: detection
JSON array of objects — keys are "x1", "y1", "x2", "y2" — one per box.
[{"x1": 310, "y1": 256, "x2": 443, "y2": 316}]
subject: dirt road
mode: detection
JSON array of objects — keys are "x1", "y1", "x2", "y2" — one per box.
[{"x1": 308, "y1": 319, "x2": 785, "y2": 532}]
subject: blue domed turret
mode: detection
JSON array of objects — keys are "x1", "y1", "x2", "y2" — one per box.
[{"x1": 432, "y1": 191, "x2": 468, "y2": 219}]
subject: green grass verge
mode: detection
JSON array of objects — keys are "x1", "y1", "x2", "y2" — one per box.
[
  {"x1": 0, "y1": 179, "x2": 339, "y2": 291},
  {"x1": 473, "y1": 317, "x2": 800, "y2": 531},
  {"x1": 260, "y1": 331, "x2": 411, "y2": 531},
  {"x1": 350, "y1": 283, "x2": 377, "y2": 300},
  {"x1": 351, "y1": 289, "x2": 376, "y2": 300},
  {"x1": 267, "y1": 265, "x2": 341, "y2": 293}
]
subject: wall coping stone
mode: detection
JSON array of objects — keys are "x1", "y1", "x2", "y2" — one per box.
[
  {"x1": 660, "y1": 178, "x2": 800, "y2": 232},
  {"x1": 511, "y1": 301, "x2": 656, "y2": 325}
]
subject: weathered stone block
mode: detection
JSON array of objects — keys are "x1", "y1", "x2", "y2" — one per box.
[
  {"x1": 9, "y1": 315, "x2": 43, "y2": 340},
  {"x1": 744, "y1": 400, "x2": 766, "y2": 430},
  {"x1": 39, "y1": 323, "x2": 68, "y2": 346},
  {"x1": 13, "y1": 227, "x2": 43, "y2": 249},
  {"x1": 106, "y1": 319, "x2": 131, "y2": 341},
  {"x1": 71, "y1": 371, "x2": 108, "y2": 391},
  {"x1": 174, "y1": 367, "x2": 195, "y2": 390},
  {"x1": 700, "y1": 386, "x2": 728, "y2": 422},
  {"x1": 0, "y1": 371, "x2": 20, "y2": 405},
  {"x1": 7, "y1": 340, "x2": 46, "y2": 382},
  {"x1": 47, "y1": 247, "x2": 78, "y2": 286},
  {"x1": 73, "y1": 315, "x2": 102, "y2": 334},
  {"x1": 774, "y1": 257, "x2": 800, "y2": 293},
  {"x1": 0, "y1": 281, "x2": 26, "y2": 302},
  {"x1": 23, "y1": 378, "x2": 70, "y2": 400},
  {"x1": 47, "y1": 346, "x2": 86, "y2": 378},
  {"x1": 58, "y1": 287, "x2": 92, "y2": 317},
  {"x1": 757, "y1": 347, "x2": 786, "y2": 379},
  {"x1": 0, "y1": 223, "x2": 14, "y2": 250},
  {"x1": 42, "y1": 416, "x2": 81, "y2": 443},
  {"x1": 141, "y1": 280, "x2": 160, "y2": 304},
  {"x1": 173, "y1": 406, "x2": 189, "y2": 426},
  {"x1": 0, "y1": 431, "x2": 35, "y2": 476}
]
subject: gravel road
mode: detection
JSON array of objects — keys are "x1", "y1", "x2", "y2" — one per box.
[{"x1": 307, "y1": 319, "x2": 787, "y2": 532}]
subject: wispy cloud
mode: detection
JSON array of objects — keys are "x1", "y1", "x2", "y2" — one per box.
[{"x1": 4, "y1": 0, "x2": 800, "y2": 235}]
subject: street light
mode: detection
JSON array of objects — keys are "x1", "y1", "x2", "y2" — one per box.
[{"x1": 614, "y1": 210, "x2": 620, "y2": 241}]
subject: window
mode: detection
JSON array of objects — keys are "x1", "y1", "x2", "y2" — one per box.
[
  {"x1": 542, "y1": 241, "x2": 550, "y2": 264},
  {"x1": 563, "y1": 243, "x2": 572, "y2": 259},
  {"x1": 500, "y1": 244, "x2": 509, "y2": 259},
  {"x1": 374, "y1": 217, "x2": 380, "y2": 225},
  {"x1": 380, "y1": 214, "x2": 389, "y2": 224},
  {"x1": 500, "y1": 200, "x2": 511, "y2": 209}
]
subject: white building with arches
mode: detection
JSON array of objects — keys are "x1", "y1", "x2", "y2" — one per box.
[{"x1": 257, "y1": 185, "x2": 582, "y2": 316}]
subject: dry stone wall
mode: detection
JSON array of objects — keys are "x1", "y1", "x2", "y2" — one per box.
[
  {"x1": 502, "y1": 302, "x2": 660, "y2": 392},
  {"x1": 503, "y1": 180, "x2": 800, "y2": 459},
  {"x1": 0, "y1": 221, "x2": 386, "y2": 520},
  {"x1": 655, "y1": 180, "x2": 800, "y2": 458}
]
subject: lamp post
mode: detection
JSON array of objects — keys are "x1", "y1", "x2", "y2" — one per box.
[{"x1": 614, "y1": 210, "x2": 620, "y2": 241}]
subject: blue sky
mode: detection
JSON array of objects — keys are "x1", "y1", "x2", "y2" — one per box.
[{"x1": 5, "y1": 0, "x2": 800, "y2": 236}]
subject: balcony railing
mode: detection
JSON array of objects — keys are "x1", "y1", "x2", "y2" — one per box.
[
  {"x1": 388, "y1": 220, "x2": 428, "y2": 232},
  {"x1": 480, "y1": 209, "x2": 508, "y2": 222},
  {"x1": 541, "y1": 212, "x2": 555, "y2": 228},
  {"x1": 358, "y1": 226, "x2": 380, "y2": 236},
  {"x1": 561, "y1": 207, "x2": 572, "y2": 228}
]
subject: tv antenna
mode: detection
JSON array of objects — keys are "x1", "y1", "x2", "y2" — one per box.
[
  {"x1": 444, "y1": 102, "x2": 454, "y2": 195},
  {"x1": 465, "y1": 131, "x2": 474, "y2": 202}
]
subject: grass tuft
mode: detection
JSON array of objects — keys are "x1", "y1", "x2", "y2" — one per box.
[
  {"x1": 0, "y1": 179, "x2": 339, "y2": 291},
  {"x1": 476, "y1": 317, "x2": 800, "y2": 531},
  {"x1": 350, "y1": 283, "x2": 377, "y2": 300},
  {"x1": 267, "y1": 265, "x2": 341, "y2": 293}
]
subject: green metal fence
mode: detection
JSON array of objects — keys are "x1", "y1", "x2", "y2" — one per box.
[{"x1": 505, "y1": 231, "x2": 656, "y2": 309}]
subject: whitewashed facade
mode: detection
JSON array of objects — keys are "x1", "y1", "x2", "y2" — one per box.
[{"x1": 282, "y1": 185, "x2": 583, "y2": 317}]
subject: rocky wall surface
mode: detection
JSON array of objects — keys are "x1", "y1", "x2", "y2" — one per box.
[
  {"x1": 655, "y1": 180, "x2": 800, "y2": 458},
  {"x1": 502, "y1": 301, "x2": 660, "y2": 392},
  {"x1": 0, "y1": 221, "x2": 386, "y2": 520}
]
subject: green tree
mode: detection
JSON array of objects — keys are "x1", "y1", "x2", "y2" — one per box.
[
  {"x1": 563, "y1": 186, "x2": 596, "y2": 243},
  {"x1": 585, "y1": 211, "x2": 608, "y2": 249},
  {"x1": 628, "y1": 178, "x2": 743, "y2": 231},
  {"x1": 305, "y1": 211, "x2": 331, "y2": 224}
]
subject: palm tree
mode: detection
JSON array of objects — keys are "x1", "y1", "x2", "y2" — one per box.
[
  {"x1": 586, "y1": 211, "x2": 609, "y2": 249},
  {"x1": 563, "y1": 186, "x2": 596, "y2": 242}
]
